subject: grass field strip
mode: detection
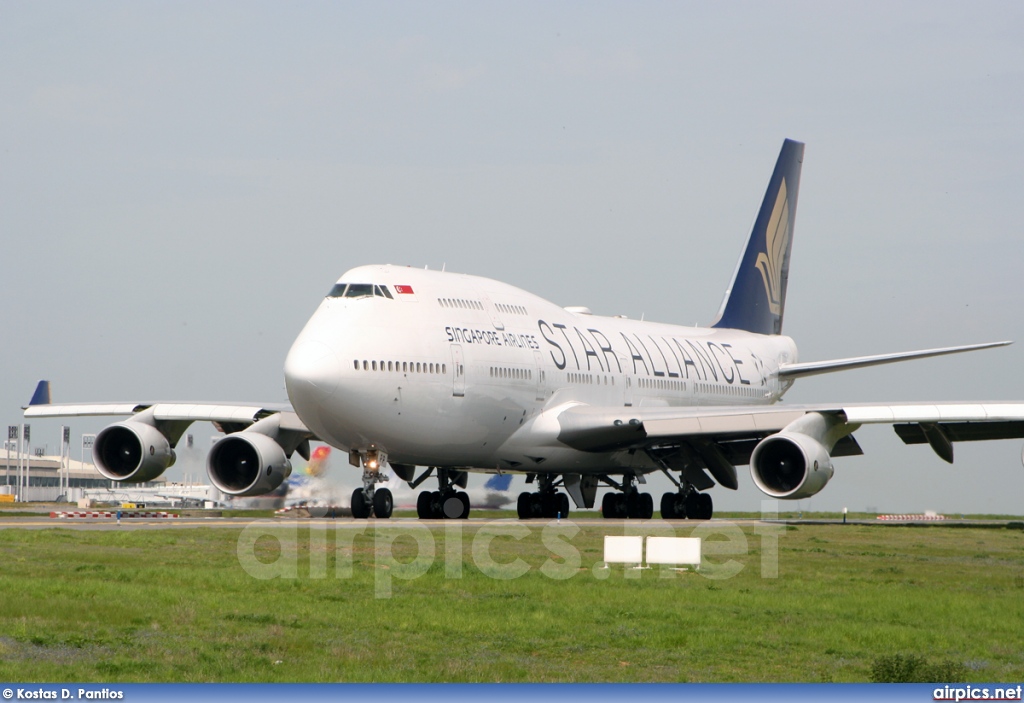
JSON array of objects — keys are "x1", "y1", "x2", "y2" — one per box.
[{"x1": 237, "y1": 510, "x2": 787, "y2": 598}]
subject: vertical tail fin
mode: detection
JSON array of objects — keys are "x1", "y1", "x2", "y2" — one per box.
[
  {"x1": 484, "y1": 473, "x2": 513, "y2": 492},
  {"x1": 711, "y1": 139, "x2": 804, "y2": 335},
  {"x1": 28, "y1": 380, "x2": 51, "y2": 406}
]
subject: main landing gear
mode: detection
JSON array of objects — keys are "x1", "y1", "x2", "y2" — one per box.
[
  {"x1": 516, "y1": 473, "x2": 571, "y2": 519},
  {"x1": 596, "y1": 474, "x2": 713, "y2": 519},
  {"x1": 414, "y1": 467, "x2": 471, "y2": 520},
  {"x1": 599, "y1": 475, "x2": 654, "y2": 519},
  {"x1": 660, "y1": 488, "x2": 713, "y2": 520}
]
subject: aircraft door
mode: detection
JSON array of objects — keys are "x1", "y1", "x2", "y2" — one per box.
[
  {"x1": 533, "y1": 350, "x2": 546, "y2": 402},
  {"x1": 477, "y1": 291, "x2": 505, "y2": 330},
  {"x1": 451, "y1": 344, "x2": 466, "y2": 397},
  {"x1": 621, "y1": 355, "x2": 633, "y2": 407}
]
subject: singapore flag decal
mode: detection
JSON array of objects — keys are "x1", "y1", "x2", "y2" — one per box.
[{"x1": 394, "y1": 285, "x2": 415, "y2": 294}]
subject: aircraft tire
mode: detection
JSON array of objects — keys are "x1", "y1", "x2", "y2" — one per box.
[
  {"x1": 640, "y1": 492, "x2": 654, "y2": 520},
  {"x1": 558, "y1": 492, "x2": 570, "y2": 518},
  {"x1": 540, "y1": 492, "x2": 557, "y2": 518},
  {"x1": 372, "y1": 487, "x2": 393, "y2": 519},
  {"x1": 625, "y1": 491, "x2": 642, "y2": 519},
  {"x1": 661, "y1": 492, "x2": 677, "y2": 519},
  {"x1": 601, "y1": 492, "x2": 616, "y2": 519},
  {"x1": 683, "y1": 492, "x2": 701, "y2": 520},
  {"x1": 351, "y1": 488, "x2": 371, "y2": 519},
  {"x1": 429, "y1": 491, "x2": 444, "y2": 519},
  {"x1": 416, "y1": 491, "x2": 432, "y2": 520},
  {"x1": 456, "y1": 491, "x2": 470, "y2": 519},
  {"x1": 697, "y1": 493, "x2": 713, "y2": 520},
  {"x1": 613, "y1": 493, "x2": 627, "y2": 519},
  {"x1": 517, "y1": 492, "x2": 532, "y2": 520}
]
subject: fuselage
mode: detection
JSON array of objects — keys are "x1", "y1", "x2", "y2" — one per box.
[{"x1": 284, "y1": 265, "x2": 798, "y2": 475}]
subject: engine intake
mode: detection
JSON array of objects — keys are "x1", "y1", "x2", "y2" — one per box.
[
  {"x1": 94, "y1": 421, "x2": 175, "y2": 483},
  {"x1": 750, "y1": 432, "x2": 834, "y2": 500},
  {"x1": 208, "y1": 432, "x2": 292, "y2": 497}
]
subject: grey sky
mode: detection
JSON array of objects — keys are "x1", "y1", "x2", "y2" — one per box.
[{"x1": 2, "y1": 2, "x2": 1022, "y2": 514}]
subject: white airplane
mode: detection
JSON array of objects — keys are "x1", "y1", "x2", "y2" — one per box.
[{"x1": 25, "y1": 139, "x2": 1024, "y2": 520}]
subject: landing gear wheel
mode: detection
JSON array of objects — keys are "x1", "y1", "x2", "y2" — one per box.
[
  {"x1": 540, "y1": 492, "x2": 558, "y2": 518},
  {"x1": 456, "y1": 491, "x2": 470, "y2": 519},
  {"x1": 697, "y1": 492, "x2": 713, "y2": 520},
  {"x1": 661, "y1": 492, "x2": 680, "y2": 519},
  {"x1": 611, "y1": 493, "x2": 627, "y2": 518},
  {"x1": 517, "y1": 492, "x2": 533, "y2": 520},
  {"x1": 683, "y1": 491, "x2": 701, "y2": 520},
  {"x1": 442, "y1": 493, "x2": 466, "y2": 519},
  {"x1": 351, "y1": 488, "x2": 371, "y2": 519},
  {"x1": 601, "y1": 492, "x2": 616, "y2": 519},
  {"x1": 372, "y1": 487, "x2": 393, "y2": 519},
  {"x1": 429, "y1": 491, "x2": 444, "y2": 519},
  {"x1": 625, "y1": 491, "x2": 641, "y2": 519},
  {"x1": 557, "y1": 492, "x2": 570, "y2": 518},
  {"x1": 416, "y1": 491, "x2": 431, "y2": 519},
  {"x1": 640, "y1": 492, "x2": 654, "y2": 520}
]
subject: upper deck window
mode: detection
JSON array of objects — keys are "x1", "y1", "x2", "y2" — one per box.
[{"x1": 327, "y1": 283, "x2": 393, "y2": 299}]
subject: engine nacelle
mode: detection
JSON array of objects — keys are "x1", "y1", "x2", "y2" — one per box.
[
  {"x1": 93, "y1": 421, "x2": 176, "y2": 483},
  {"x1": 750, "y1": 432, "x2": 834, "y2": 500},
  {"x1": 208, "y1": 432, "x2": 292, "y2": 497}
]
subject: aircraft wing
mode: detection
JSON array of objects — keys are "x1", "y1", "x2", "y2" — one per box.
[
  {"x1": 23, "y1": 401, "x2": 310, "y2": 434},
  {"x1": 554, "y1": 400, "x2": 1024, "y2": 478}
]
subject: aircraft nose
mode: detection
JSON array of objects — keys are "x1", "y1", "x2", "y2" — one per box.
[{"x1": 284, "y1": 339, "x2": 341, "y2": 407}]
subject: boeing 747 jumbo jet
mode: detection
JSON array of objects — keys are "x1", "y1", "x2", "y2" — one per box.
[{"x1": 25, "y1": 139, "x2": 1024, "y2": 520}]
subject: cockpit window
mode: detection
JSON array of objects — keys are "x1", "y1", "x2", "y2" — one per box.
[{"x1": 326, "y1": 283, "x2": 393, "y2": 299}]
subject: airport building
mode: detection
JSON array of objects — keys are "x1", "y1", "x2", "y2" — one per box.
[{"x1": 0, "y1": 450, "x2": 167, "y2": 503}]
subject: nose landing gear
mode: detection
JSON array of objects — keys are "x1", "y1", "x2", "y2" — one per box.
[{"x1": 350, "y1": 448, "x2": 393, "y2": 519}]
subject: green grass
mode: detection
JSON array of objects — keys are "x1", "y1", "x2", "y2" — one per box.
[{"x1": 0, "y1": 521, "x2": 1022, "y2": 682}]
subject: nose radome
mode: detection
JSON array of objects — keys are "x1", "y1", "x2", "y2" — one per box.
[{"x1": 284, "y1": 339, "x2": 341, "y2": 406}]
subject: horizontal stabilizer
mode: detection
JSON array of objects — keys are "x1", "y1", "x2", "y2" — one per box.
[{"x1": 778, "y1": 341, "x2": 1011, "y2": 380}]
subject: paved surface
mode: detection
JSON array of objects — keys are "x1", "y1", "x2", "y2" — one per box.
[{"x1": 0, "y1": 515, "x2": 1018, "y2": 531}]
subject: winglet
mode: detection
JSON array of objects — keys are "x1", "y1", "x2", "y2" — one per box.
[
  {"x1": 28, "y1": 380, "x2": 51, "y2": 406},
  {"x1": 712, "y1": 139, "x2": 804, "y2": 335}
]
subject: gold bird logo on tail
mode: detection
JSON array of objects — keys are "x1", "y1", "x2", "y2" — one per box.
[{"x1": 755, "y1": 179, "x2": 790, "y2": 315}]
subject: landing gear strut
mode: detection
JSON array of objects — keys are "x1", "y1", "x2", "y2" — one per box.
[
  {"x1": 415, "y1": 467, "x2": 471, "y2": 520},
  {"x1": 516, "y1": 474, "x2": 571, "y2": 519}
]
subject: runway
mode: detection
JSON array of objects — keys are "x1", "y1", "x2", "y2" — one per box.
[{"x1": 0, "y1": 515, "x2": 1017, "y2": 531}]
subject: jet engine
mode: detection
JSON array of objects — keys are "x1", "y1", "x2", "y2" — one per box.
[
  {"x1": 208, "y1": 432, "x2": 292, "y2": 497},
  {"x1": 750, "y1": 430, "x2": 835, "y2": 500},
  {"x1": 94, "y1": 421, "x2": 176, "y2": 483}
]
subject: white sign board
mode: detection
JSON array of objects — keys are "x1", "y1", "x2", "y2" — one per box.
[
  {"x1": 646, "y1": 537, "x2": 701, "y2": 567},
  {"x1": 603, "y1": 535, "x2": 643, "y2": 564}
]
